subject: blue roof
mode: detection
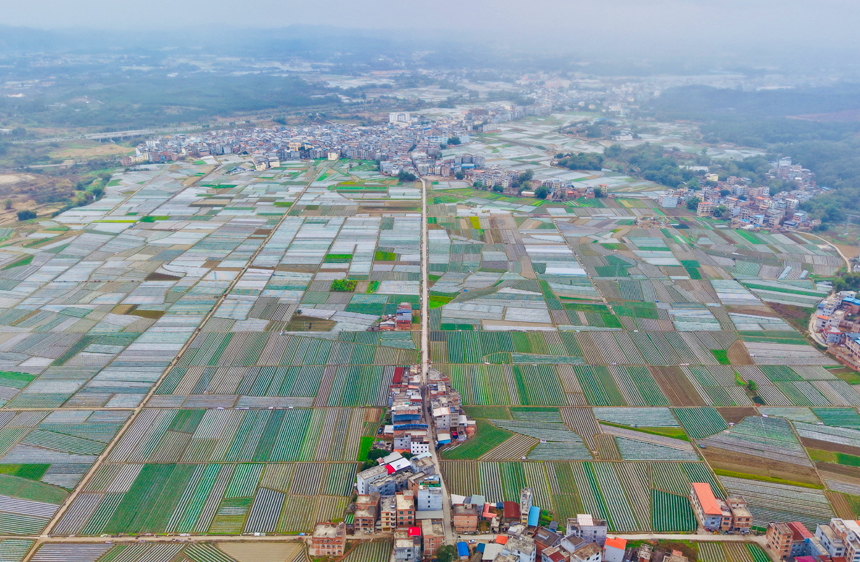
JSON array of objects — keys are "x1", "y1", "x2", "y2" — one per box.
[
  {"x1": 457, "y1": 543, "x2": 470, "y2": 557},
  {"x1": 477, "y1": 544, "x2": 486, "y2": 553},
  {"x1": 844, "y1": 298, "x2": 860, "y2": 306},
  {"x1": 528, "y1": 505, "x2": 541, "y2": 526}
]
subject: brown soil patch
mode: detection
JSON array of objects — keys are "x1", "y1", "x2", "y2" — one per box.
[
  {"x1": 145, "y1": 271, "x2": 181, "y2": 282},
  {"x1": 702, "y1": 446, "x2": 823, "y2": 486},
  {"x1": 286, "y1": 315, "x2": 336, "y2": 331},
  {"x1": 649, "y1": 366, "x2": 706, "y2": 406},
  {"x1": 700, "y1": 265, "x2": 725, "y2": 279},
  {"x1": 817, "y1": 463, "x2": 860, "y2": 480},
  {"x1": 769, "y1": 302, "x2": 815, "y2": 332},
  {"x1": 130, "y1": 309, "x2": 165, "y2": 320},
  {"x1": 802, "y1": 437, "x2": 860, "y2": 457},
  {"x1": 717, "y1": 407, "x2": 759, "y2": 425},
  {"x1": 111, "y1": 304, "x2": 136, "y2": 315},
  {"x1": 819, "y1": 469, "x2": 860, "y2": 487},
  {"x1": 50, "y1": 144, "x2": 132, "y2": 160},
  {"x1": 826, "y1": 491, "x2": 855, "y2": 519},
  {"x1": 218, "y1": 542, "x2": 306, "y2": 562},
  {"x1": 726, "y1": 305, "x2": 777, "y2": 317},
  {"x1": 726, "y1": 340, "x2": 754, "y2": 365}
]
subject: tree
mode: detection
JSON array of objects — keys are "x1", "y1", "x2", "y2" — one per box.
[
  {"x1": 437, "y1": 545, "x2": 458, "y2": 562},
  {"x1": 593, "y1": 187, "x2": 605, "y2": 198},
  {"x1": 447, "y1": 137, "x2": 461, "y2": 145},
  {"x1": 367, "y1": 449, "x2": 388, "y2": 461},
  {"x1": 747, "y1": 380, "x2": 758, "y2": 393},
  {"x1": 535, "y1": 186, "x2": 549, "y2": 199},
  {"x1": 454, "y1": 171, "x2": 465, "y2": 180},
  {"x1": 492, "y1": 184, "x2": 504, "y2": 193},
  {"x1": 397, "y1": 171, "x2": 417, "y2": 182},
  {"x1": 16, "y1": 210, "x2": 36, "y2": 221},
  {"x1": 719, "y1": 189, "x2": 731, "y2": 197},
  {"x1": 4, "y1": 199, "x2": 11, "y2": 210},
  {"x1": 686, "y1": 197, "x2": 701, "y2": 211},
  {"x1": 712, "y1": 205, "x2": 728, "y2": 218}
]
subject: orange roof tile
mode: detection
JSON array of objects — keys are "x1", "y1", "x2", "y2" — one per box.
[
  {"x1": 606, "y1": 537, "x2": 627, "y2": 550},
  {"x1": 692, "y1": 483, "x2": 721, "y2": 516}
]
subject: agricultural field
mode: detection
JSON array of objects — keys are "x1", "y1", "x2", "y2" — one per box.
[
  {"x1": 440, "y1": 460, "x2": 708, "y2": 531},
  {"x1": 430, "y1": 185, "x2": 856, "y2": 529},
  {"x1": 0, "y1": 158, "x2": 428, "y2": 545},
  {"x1": 28, "y1": 541, "x2": 312, "y2": 562},
  {"x1": 0, "y1": 146, "x2": 852, "y2": 556}
]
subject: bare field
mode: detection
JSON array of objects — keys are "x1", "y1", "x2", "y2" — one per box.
[{"x1": 703, "y1": 447, "x2": 823, "y2": 486}]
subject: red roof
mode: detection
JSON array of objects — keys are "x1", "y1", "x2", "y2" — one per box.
[
  {"x1": 692, "y1": 483, "x2": 721, "y2": 516},
  {"x1": 386, "y1": 464, "x2": 396, "y2": 474},
  {"x1": 502, "y1": 501, "x2": 520, "y2": 520},
  {"x1": 606, "y1": 537, "x2": 627, "y2": 550},
  {"x1": 495, "y1": 535, "x2": 508, "y2": 545},
  {"x1": 408, "y1": 526, "x2": 421, "y2": 537},
  {"x1": 788, "y1": 521, "x2": 813, "y2": 540}
]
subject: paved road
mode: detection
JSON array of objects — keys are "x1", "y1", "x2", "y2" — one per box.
[
  {"x1": 456, "y1": 532, "x2": 768, "y2": 546},
  {"x1": 27, "y1": 162, "x2": 329, "y2": 560},
  {"x1": 419, "y1": 177, "x2": 454, "y2": 545}
]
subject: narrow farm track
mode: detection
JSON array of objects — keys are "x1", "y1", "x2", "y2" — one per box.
[{"x1": 22, "y1": 162, "x2": 329, "y2": 562}]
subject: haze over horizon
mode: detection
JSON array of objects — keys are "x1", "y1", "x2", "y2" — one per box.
[{"x1": 2, "y1": 0, "x2": 859, "y2": 65}]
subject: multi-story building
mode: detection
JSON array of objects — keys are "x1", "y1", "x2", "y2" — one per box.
[
  {"x1": 422, "y1": 520, "x2": 444, "y2": 558},
  {"x1": 533, "y1": 527, "x2": 563, "y2": 557},
  {"x1": 309, "y1": 522, "x2": 346, "y2": 557},
  {"x1": 504, "y1": 535, "x2": 537, "y2": 562},
  {"x1": 417, "y1": 482, "x2": 443, "y2": 512},
  {"x1": 396, "y1": 491, "x2": 415, "y2": 529},
  {"x1": 565, "y1": 514, "x2": 607, "y2": 546},
  {"x1": 381, "y1": 496, "x2": 397, "y2": 532},
  {"x1": 354, "y1": 493, "x2": 380, "y2": 534},
  {"x1": 817, "y1": 518, "x2": 860, "y2": 562},
  {"x1": 768, "y1": 523, "x2": 794, "y2": 559},
  {"x1": 394, "y1": 529, "x2": 422, "y2": 562},
  {"x1": 356, "y1": 464, "x2": 388, "y2": 494},
  {"x1": 690, "y1": 483, "x2": 726, "y2": 532},
  {"x1": 726, "y1": 496, "x2": 752, "y2": 533},
  {"x1": 520, "y1": 488, "x2": 533, "y2": 526},
  {"x1": 603, "y1": 538, "x2": 625, "y2": 562},
  {"x1": 453, "y1": 504, "x2": 479, "y2": 533},
  {"x1": 572, "y1": 544, "x2": 602, "y2": 562}
]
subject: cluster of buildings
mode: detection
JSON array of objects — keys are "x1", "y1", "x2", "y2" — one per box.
[
  {"x1": 689, "y1": 483, "x2": 752, "y2": 534},
  {"x1": 373, "y1": 302, "x2": 415, "y2": 331},
  {"x1": 662, "y1": 158, "x2": 823, "y2": 232},
  {"x1": 382, "y1": 366, "x2": 473, "y2": 454},
  {"x1": 455, "y1": 510, "x2": 612, "y2": 562},
  {"x1": 812, "y1": 291, "x2": 860, "y2": 369},
  {"x1": 766, "y1": 517, "x2": 860, "y2": 562},
  {"x1": 121, "y1": 102, "x2": 546, "y2": 180},
  {"x1": 308, "y1": 366, "x2": 477, "y2": 557}
]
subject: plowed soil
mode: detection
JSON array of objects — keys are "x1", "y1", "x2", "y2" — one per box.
[{"x1": 649, "y1": 365, "x2": 706, "y2": 406}]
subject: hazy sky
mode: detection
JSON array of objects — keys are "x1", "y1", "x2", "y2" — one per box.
[{"x1": 2, "y1": 0, "x2": 858, "y2": 60}]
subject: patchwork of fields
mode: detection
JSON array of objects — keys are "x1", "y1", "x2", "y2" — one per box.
[{"x1": 0, "y1": 156, "x2": 853, "y2": 562}]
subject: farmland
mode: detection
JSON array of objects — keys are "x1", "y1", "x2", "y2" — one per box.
[
  {"x1": 427, "y1": 182, "x2": 856, "y2": 529},
  {"x1": 0, "y1": 149, "x2": 850, "y2": 560}
]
